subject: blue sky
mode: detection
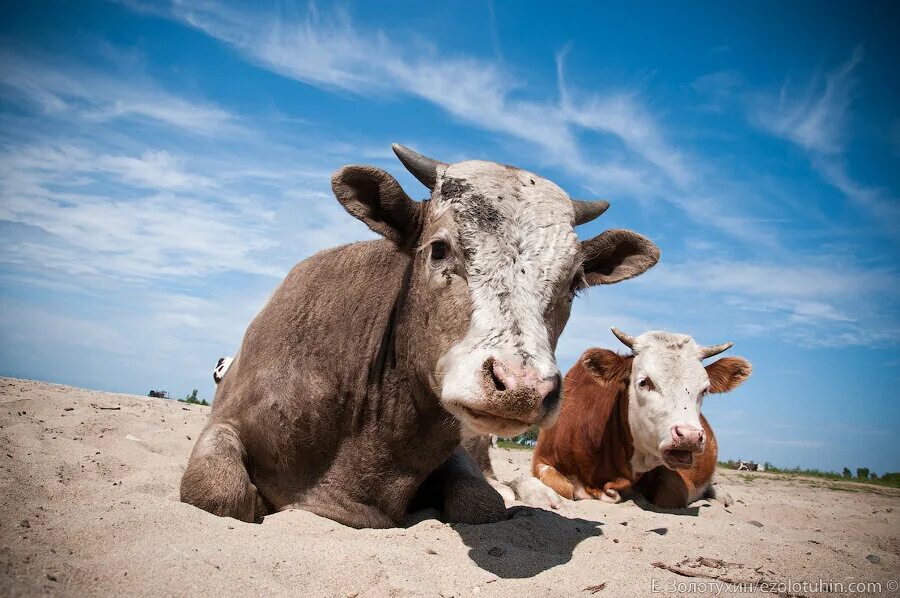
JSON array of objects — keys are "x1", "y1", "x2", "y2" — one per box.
[{"x1": 1, "y1": 1, "x2": 897, "y2": 473}]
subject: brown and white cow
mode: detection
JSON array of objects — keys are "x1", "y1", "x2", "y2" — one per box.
[
  {"x1": 519, "y1": 328, "x2": 751, "y2": 509},
  {"x1": 180, "y1": 146, "x2": 660, "y2": 527}
]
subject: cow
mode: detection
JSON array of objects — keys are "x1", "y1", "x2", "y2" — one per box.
[
  {"x1": 735, "y1": 460, "x2": 764, "y2": 472},
  {"x1": 180, "y1": 145, "x2": 660, "y2": 528},
  {"x1": 517, "y1": 328, "x2": 751, "y2": 509}
]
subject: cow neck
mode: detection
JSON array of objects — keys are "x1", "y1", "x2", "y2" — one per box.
[
  {"x1": 367, "y1": 255, "x2": 414, "y2": 389},
  {"x1": 359, "y1": 254, "x2": 461, "y2": 479},
  {"x1": 613, "y1": 374, "x2": 636, "y2": 480}
]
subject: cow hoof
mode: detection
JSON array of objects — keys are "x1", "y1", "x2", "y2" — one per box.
[
  {"x1": 443, "y1": 478, "x2": 507, "y2": 525},
  {"x1": 601, "y1": 488, "x2": 621, "y2": 503},
  {"x1": 511, "y1": 475, "x2": 564, "y2": 510}
]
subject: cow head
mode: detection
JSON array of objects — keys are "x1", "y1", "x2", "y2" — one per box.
[
  {"x1": 596, "y1": 329, "x2": 751, "y2": 470},
  {"x1": 331, "y1": 145, "x2": 660, "y2": 437}
]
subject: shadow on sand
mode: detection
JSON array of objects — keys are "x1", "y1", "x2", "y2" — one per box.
[
  {"x1": 629, "y1": 493, "x2": 702, "y2": 517},
  {"x1": 450, "y1": 506, "x2": 603, "y2": 579}
]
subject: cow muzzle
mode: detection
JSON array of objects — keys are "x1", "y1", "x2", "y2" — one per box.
[
  {"x1": 447, "y1": 358, "x2": 561, "y2": 436},
  {"x1": 660, "y1": 424, "x2": 706, "y2": 469}
]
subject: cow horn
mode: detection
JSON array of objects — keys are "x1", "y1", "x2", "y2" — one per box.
[
  {"x1": 572, "y1": 199, "x2": 610, "y2": 226},
  {"x1": 611, "y1": 327, "x2": 636, "y2": 349},
  {"x1": 392, "y1": 144, "x2": 445, "y2": 190},
  {"x1": 699, "y1": 342, "x2": 733, "y2": 360}
]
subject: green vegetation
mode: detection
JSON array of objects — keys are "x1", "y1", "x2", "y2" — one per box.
[
  {"x1": 179, "y1": 389, "x2": 209, "y2": 406},
  {"x1": 718, "y1": 460, "x2": 900, "y2": 489},
  {"x1": 497, "y1": 438, "x2": 532, "y2": 450},
  {"x1": 496, "y1": 426, "x2": 539, "y2": 450}
]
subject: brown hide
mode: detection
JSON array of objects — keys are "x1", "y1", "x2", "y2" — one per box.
[
  {"x1": 532, "y1": 350, "x2": 634, "y2": 497},
  {"x1": 183, "y1": 240, "x2": 465, "y2": 527}
]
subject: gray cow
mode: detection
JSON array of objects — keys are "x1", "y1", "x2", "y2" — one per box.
[{"x1": 181, "y1": 145, "x2": 660, "y2": 528}]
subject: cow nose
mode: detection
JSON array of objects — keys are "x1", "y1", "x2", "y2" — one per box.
[
  {"x1": 490, "y1": 360, "x2": 560, "y2": 407},
  {"x1": 671, "y1": 424, "x2": 705, "y2": 447},
  {"x1": 541, "y1": 375, "x2": 562, "y2": 412}
]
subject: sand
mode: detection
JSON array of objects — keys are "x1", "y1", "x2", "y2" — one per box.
[{"x1": 1, "y1": 376, "x2": 898, "y2": 597}]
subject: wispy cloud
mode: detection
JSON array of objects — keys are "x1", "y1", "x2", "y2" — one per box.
[
  {"x1": 642, "y1": 257, "x2": 899, "y2": 348},
  {"x1": 652, "y1": 258, "x2": 897, "y2": 300},
  {"x1": 7, "y1": 145, "x2": 216, "y2": 191},
  {"x1": 691, "y1": 69, "x2": 742, "y2": 112},
  {"x1": 557, "y1": 48, "x2": 692, "y2": 188},
  {"x1": 812, "y1": 156, "x2": 900, "y2": 228},
  {"x1": 751, "y1": 46, "x2": 899, "y2": 229},
  {"x1": 754, "y1": 46, "x2": 862, "y2": 154},
  {"x1": 0, "y1": 48, "x2": 239, "y2": 136},
  {"x1": 148, "y1": 0, "x2": 772, "y2": 244},
  {"x1": 0, "y1": 138, "x2": 374, "y2": 280}
]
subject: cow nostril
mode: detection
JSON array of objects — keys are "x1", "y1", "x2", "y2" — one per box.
[
  {"x1": 490, "y1": 366, "x2": 507, "y2": 392},
  {"x1": 543, "y1": 375, "x2": 562, "y2": 411},
  {"x1": 674, "y1": 426, "x2": 684, "y2": 438}
]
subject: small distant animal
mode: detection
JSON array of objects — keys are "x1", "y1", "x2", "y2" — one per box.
[
  {"x1": 180, "y1": 145, "x2": 660, "y2": 527},
  {"x1": 212, "y1": 357, "x2": 233, "y2": 384},
  {"x1": 735, "y1": 460, "x2": 764, "y2": 472},
  {"x1": 518, "y1": 328, "x2": 751, "y2": 509}
]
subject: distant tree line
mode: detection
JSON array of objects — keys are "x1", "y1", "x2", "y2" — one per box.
[
  {"x1": 718, "y1": 459, "x2": 899, "y2": 488},
  {"x1": 147, "y1": 388, "x2": 210, "y2": 406},
  {"x1": 178, "y1": 389, "x2": 209, "y2": 406}
]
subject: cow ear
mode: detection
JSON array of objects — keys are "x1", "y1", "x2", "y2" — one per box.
[
  {"x1": 332, "y1": 165, "x2": 424, "y2": 248},
  {"x1": 582, "y1": 349, "x2": 631, "y2": 385},
  {"x1": 580, "y1": 229, "x2": 660, "y2": 285},
  {"x1": 705, "y1": 357, "x2": 752, "y2": 394}
]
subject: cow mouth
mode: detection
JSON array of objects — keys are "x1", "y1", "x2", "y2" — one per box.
[
  {"x1": 662, "y1": 449, "x2": 694, "y2": 469},
  {"x1": 457, "y1": 405, "x2": 532, "y2": 435}
]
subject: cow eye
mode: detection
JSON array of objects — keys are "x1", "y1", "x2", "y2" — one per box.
[
  {"x1": 430, "y1": 241, "x2": 448, "y2": 261},
  {"x1": 638, "y1": 378, "x2": 655, "y2": 391}
]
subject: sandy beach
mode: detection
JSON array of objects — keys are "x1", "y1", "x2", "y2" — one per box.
[{"x1": 1, "y1": 376, "x2": 897, "y2": 597}]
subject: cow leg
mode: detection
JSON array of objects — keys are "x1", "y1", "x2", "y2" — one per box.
[
  {"x1": 510, "y1": 474, "x2": 565, "y2": 509},
  {"x1": 298, "y1": 499, "x2": 397, "y2": 529},
  {"x1": 418, "y1": 446, "x2": 507, "y2": 525},
  {"x1": 534, "y1": 463, "x2": 575, "y2": 500},
  {"x1": 460, "y1": 434, "x2": 515, "y2": 504},
  {"x1": 180, "y1": 422, "x2": 265, "y2": 523},
  {"x1": 585, "y1": 477, "x2": 633, "y2": 503}
]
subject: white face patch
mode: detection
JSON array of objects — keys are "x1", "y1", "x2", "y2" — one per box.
[
  {"x1": 433, "y1": 161, "x2": 579, "y2": 432},
  {"x1": 213, "y1": 356, "x2": 234, "y2": 384},
  {"x1": 626, "y1": 332, "x2": 710, "y2": 473}
]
